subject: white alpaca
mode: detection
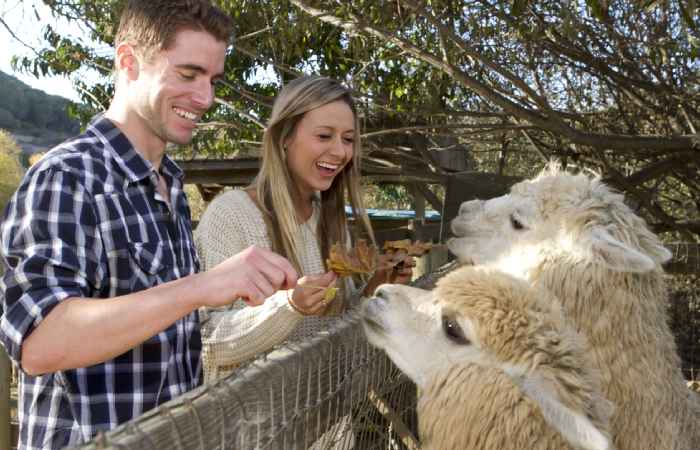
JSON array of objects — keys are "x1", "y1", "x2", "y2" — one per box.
[
  {"x1": 448, "y1": 164, "x2": 699, "y2": 450},
  {"x1": 362, "y1": 266, "x2": 614, "y2": 450}
]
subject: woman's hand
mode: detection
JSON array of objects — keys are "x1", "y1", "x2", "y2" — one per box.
[
  {"x1": 387, "y1": 253, "x2": 415, "y2": 284},
  {"x1": 287, "y1": 271, "x2": 338, "y2": 316}
]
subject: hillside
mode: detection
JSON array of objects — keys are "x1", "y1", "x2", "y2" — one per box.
[{"x1": 0, "y1": 70, "x2": 80, "y2": 153}]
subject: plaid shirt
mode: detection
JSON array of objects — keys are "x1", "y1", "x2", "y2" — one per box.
[{"x1": 0, "y1": 117, "x2": 202, "y2": 450}]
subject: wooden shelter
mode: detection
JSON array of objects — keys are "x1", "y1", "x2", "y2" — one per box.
[{"x1": 178, "y1": 156, "x2": 446, "y2": 204}]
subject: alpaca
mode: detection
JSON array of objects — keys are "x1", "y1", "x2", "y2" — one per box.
[
  {"x1": 448, "y1": 164, "x2": 699, "y2": 450},
  {"x1": 362, "y1": 266, "x2": 614, "y2": 450}
]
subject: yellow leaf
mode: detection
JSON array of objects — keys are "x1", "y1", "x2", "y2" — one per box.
[{"x1": 323, "y1": 287, "x2": 338, "y2": 302}]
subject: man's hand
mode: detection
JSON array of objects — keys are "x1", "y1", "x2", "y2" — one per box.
[{"x1": 200, "y1": 245, "x2": 298, "y2": 307}]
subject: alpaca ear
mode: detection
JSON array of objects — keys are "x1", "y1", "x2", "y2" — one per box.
[
  {"x1": 586, "y1": 225, "x2": 657, "y2": 273},
  {"x1": 519, "y1": 375, "x2": 611, "y2": 450}
]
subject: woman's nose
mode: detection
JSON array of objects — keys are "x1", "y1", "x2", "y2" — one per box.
[{"x1": 329, "y1": 136, "x2": 351, "y2": 159}]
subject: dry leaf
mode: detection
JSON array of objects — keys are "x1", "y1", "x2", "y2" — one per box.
[
  {"x1": 301, "y1": 284, "x2": 338, "y2": 303},
  {"x1": 383, "y1": 239, "x2": 433, "y2": 257},
  {"x1": 327, "y1": 239, "x2": 377, "y2": 276},
  {"x1": 323, "y1": 287, "x2": 338, "y2": 302}
]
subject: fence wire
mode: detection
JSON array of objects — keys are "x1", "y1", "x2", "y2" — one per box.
[
  {"x1": 67, "y1": 262, "x2": 459, "y2": 450},
  {"x1": 63, "y1": 252, "x2": 700, "y2": 450},
  {"x1": 666, "y1": 243, "x2": 700, "y2": 274}
]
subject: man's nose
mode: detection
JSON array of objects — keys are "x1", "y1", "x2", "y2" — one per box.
[{"x1": 192, "y1": 81, "x2": 214, "y2": 110}]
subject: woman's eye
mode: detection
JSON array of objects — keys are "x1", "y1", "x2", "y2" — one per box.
[
  {"x1": 318, "y1": 134, "x2": 331, "y2": 140},
  {"x1": 343, "y1": 137, "x2": 354, "y2": 145},
  {"x1": 510, "y1": 215, "x2": 525, "y2": 230},
  {"x1": 179, "y1": 73, "x2": 196, "y2": 81}
]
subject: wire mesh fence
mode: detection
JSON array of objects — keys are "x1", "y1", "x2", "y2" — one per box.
[
  {"x1": 666, "y1": 243, "x2": 700, "y2": 274},
  {"x1": 68, "y1": 317, "x2": 412, "y2": 450},
  {"x1": 67, "y1": 263, "x2": 459, "y2": 450},
  {"x1": 17, "y1": 249, "x2": 697, "y2": 450},
  {"x1": 666, "y1": 242, "x2": 700, "y2": 381}
]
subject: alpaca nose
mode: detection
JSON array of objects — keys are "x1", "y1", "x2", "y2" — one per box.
[
  {"x1": 374, "y1": 284, "x2": 392, "y2": 300},
  {"x1": 373, "y1": 284, "x2": 409, "y2": 302}
]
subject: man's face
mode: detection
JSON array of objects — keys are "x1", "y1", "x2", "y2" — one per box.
[{"x1": 130, "y1": 29, "x2": 227, "y2": 147}]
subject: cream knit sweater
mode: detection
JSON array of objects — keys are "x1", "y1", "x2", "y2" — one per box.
[{"x1": 194, "y1": 189, "x2": 352, "y2": 383}]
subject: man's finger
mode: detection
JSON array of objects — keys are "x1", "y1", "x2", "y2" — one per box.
[
  {"x1": 249, "y1": 270, "x2": 276, "y2": 300},
  {"x1": 259, "y1": 249, "x2": 298, "y2": 288},
  {"x1": 241, "y1": 284, "x2": 265, "y2": 306}
]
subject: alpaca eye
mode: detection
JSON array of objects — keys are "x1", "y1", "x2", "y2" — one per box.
[
  {"x1": 510, "y1": 214, "x2": 526, "y2": 230},
  {"x1": 442, "y1": 316, "x2": 470, "y2": 345}
]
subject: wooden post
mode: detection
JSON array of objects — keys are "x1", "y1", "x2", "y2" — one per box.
[
  {"x1": 0, "y1": 346, "x2": 11, "y2": 450},
  {"x1": 409, "y1": 182, "x2": 426, "y2": 223}
]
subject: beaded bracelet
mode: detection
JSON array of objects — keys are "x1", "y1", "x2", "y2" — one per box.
[{"x1": 286, "y1": 289, "x2": 315, "y2": 316}]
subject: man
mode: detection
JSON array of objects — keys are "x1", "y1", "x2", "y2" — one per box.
[{"x1": 0, "y1": 2, "x2": 297, "y2": 449}]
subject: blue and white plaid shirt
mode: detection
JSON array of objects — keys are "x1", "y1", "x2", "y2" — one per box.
[{"x1": 0, "y1": 117, "x2": 202, "y2": 450}]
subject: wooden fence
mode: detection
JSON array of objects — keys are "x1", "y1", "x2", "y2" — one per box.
[{"x1": 1, "y1": 349, "x2": 11, "y2": 450}]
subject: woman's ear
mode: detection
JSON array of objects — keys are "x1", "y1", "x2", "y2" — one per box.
[{"x1": 115, "y1": 43, "x2": 140, "y2": 81}]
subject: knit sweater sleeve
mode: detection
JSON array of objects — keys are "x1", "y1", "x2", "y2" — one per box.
[{"x1": 194, "y1": 190, "x2": 303, "y2": 376}]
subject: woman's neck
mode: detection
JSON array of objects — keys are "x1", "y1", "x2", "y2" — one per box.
[{"x1": 295, "y1": 195, "x2": 315, "y2": 222}]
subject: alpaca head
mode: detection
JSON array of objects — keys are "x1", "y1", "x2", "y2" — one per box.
[
  {"x1": 361, "y1": 266, "x2": 612, "y2": 450},
  {"x1": 448, "y1": 163, "x2": 671, "y2": 277}
]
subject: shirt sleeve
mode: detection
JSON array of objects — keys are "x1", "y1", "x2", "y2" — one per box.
[
  {"x1": 0, "y1": 164, "x2": 103, "y2": 364},
  {"x1": 194, "y1": 192, "x2": 302, "y2": 372}
]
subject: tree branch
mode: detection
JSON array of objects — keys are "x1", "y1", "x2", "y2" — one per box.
[{"x1": 289, "y1": 0, "x2": 700, "y2": 154}]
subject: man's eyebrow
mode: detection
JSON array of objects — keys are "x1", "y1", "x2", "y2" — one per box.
[{"x1": 175, "y1": 63, "x2": 224, "y2": 80}]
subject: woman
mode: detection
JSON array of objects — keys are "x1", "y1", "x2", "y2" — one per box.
[{"x1": 195, "y1": 75, "x2": 413, "y2": 382}]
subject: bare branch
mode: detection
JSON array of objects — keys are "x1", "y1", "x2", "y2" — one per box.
[
  {"x1": 213, "y1": 98, "x2": 266, "y2": 129},
  {"x1": 289, "y1": 0, "x2": 699, "y2": 154}
]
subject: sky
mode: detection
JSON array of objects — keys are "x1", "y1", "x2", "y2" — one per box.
[{"x1": 0, "y1": 0, "x2": 102, "y2": 102}]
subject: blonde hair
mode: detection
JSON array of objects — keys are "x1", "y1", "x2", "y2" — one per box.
[{"x1": 253, "y1": 75, "x2": 374, "y2": 273}]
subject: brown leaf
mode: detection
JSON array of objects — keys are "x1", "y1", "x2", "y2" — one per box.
[
  {"x1": 327, "y1": 239, "x2": 377, "y2": 276},
  {"x1": 383, "y1": 239, "x2": 433, "y2": 257}
]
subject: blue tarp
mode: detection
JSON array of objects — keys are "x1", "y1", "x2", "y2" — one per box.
[{"x1": 345, "y1": 206, "x2": 441, "y2": 221}]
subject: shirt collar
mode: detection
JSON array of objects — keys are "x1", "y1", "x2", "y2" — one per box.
[{"x1": 88, "y1": 115, "x2": 184, "y2": 183}]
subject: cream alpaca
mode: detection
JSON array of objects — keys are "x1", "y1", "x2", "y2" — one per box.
[
  {"x1": 362, "y1": 266, "x2": 614, "y2": 450},
  {"x1": 448, "y1": 164, "x2": 699, "y2": 450}
]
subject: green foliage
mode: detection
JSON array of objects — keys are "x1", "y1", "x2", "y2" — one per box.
[
  {"x1": 511, "y1": 0, "x2": 531, "y2": 17},
  {"x1": 183, "y1": 184, "x2": 207, "y2": 222},
  {"x1": 0, "y1": 131, "x2": 24, "y2": 213},
  {"x1": 11, "y1": 0, "x2": 700, "y2": 238},
  {"x1": 361, "y1": 182, "x2": 412, "y2": 210}
]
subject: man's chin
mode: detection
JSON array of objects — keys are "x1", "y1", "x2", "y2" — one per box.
[{"x1": 166, "y1": 132, "x2": 195, "y2": 146}]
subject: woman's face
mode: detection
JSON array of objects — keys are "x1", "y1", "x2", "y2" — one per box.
[{"x1": 284, "y1": 100, "x2": 355, "y2": 201}]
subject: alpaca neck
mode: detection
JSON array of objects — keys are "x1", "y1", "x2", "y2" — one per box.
[
  {"x1": 419, "y1": 364, "x2": 609, "y2": 450},
  {"x1": 532, "y1": 257, "x2": 682, "y2": 383}
]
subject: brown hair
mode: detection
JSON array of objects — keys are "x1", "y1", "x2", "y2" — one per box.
[
  {"x1": 114, "y1": 0, "x2": 233, "y2": 62},
  {"x1": 253, "y1": 75, "x2": 375, "y2": 274}
]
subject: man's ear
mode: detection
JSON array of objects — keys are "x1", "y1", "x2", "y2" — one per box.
[{"x1": 114, "y1": 43, "x2": 140, "y2": 80}]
